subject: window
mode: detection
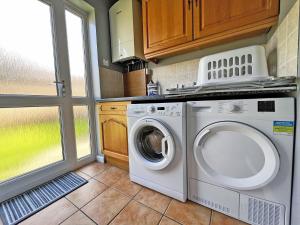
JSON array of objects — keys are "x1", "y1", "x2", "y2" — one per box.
[
  {"x1": 73, "y1": 106, "x2": 91, "y2": 159},
  {"x1": 0, "y1": 107, "x2": 63, "y2": 181},
  {"x1": 65, "y1": 10, "x2": 88, "y2": 97},
  {"x1": 0, "y1": 0, "x2": 57, "y2": 96}
]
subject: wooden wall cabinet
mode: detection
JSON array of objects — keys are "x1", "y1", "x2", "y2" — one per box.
[
  {"x1": 98, "y1": 102, "x2": 130, "y2": 170},
  {"x1": 142, "y1": 0, "x2": 193, "y2": 54},
  {"x1": 142, "y1": 0, "x2": 279, "y2": 59}
]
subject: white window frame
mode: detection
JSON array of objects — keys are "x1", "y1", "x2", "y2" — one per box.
[{"x1": 0, "y1": 0, "x2": 100, "y2": 202}]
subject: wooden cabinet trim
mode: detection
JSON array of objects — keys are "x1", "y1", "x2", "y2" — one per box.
[
  {"x1": 99, "y1": 115, "x2": 128, "y2": 155},
  {"x1": 103, "y1": 150, "x2": 129, "y2": 162},
  {"x1": 98, "y1": 101, "x2": 130, "y2": 115},
  {"x1": 145, "y1": 16, "x2": 277, "y2": 59}
]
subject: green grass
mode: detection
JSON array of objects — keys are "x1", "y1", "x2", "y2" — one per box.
[{"x1": 0, "y1": 119, "x2": 88, "y2": 181}]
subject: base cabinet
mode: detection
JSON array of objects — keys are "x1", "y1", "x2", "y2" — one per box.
[{"x1": 98, "y1": 102, "x2": 130, "y2": 170}]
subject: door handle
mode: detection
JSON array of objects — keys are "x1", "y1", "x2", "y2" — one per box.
[
  {"x1": 196, "y1": 129, "x2": 210, "y2": 147},
  {"x1": 53, "y1": 80, "x2": 66, "y2": 96},
  {"x1": 161, "y1": 136, "x2": 168, "y2": 157}
]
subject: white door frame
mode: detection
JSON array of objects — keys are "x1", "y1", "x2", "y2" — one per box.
[{"x1": 0, "y1": 0, "x2": 97, "y2": 202}]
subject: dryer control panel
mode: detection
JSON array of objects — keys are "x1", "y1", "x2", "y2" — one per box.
[
  {"x1": 188, "y1": 98, "x2": 294, "y2": 119},
  {"x1": 218, "y1": 101, "x2": 247, "y2": 114}
]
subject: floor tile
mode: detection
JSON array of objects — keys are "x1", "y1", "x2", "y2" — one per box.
[
  {"x1": 19, "y1": 198, "x2": 77, "y2": 225},
  {"x1": 75, "y1": 170, "x2": 92, "y2": 180},
  {"x1": 94, "y1": 166, "x2": 127, "y2": 186},
  {"x1": 66, "y1": 179, "x2": 107, "y2": 208},
  {"x1": 165, "y1": 200, "x2": 211, "y2": 225},
  {"x1": 110, "y1": 200, "x2": 162, "y2": 225},
  {"x1": 112, "y1": 175, "x2": 142, "y2": 197},
  {"x1": 211, "y1": 211, "x2": 248, "y2": 225},
  {"x1": 79, "y1": 162, "x2": 109, "y2": 177},
  {"x1": 159, "y1": 217, "x2": 181, "y2": 225},
  {"x1": 134, "y1": 188, "x2": 171, "y2": 214},
  {"x1": 60, "y1": 211, "x2": 96, "y2": 225},
  {"x1": 82, "y1": 188, "x2": 130, "y2": 225}
]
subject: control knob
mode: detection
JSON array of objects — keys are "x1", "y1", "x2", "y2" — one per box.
[
  {"x1": 149, "y1": 106, "x2": 156, "y2": 113},
  {"x1": 225, "y1": 104, "x2": 240, "y2": 112}
]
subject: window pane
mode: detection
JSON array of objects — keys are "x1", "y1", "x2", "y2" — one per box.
[
  {"x1": 73, "y1": 106, "x2": 91, "y2": 159},
  {"x1": 66, "y1": 11, "x2": 87, "y2": 97},
  {"x1": 0, "y1": 107, "x2": 63, "y2": 182},
  {"x1": 0, "y1": 0, "x2": 57, "y2": 95}
]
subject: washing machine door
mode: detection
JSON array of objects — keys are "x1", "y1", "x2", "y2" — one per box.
[
  {"x1": 129, "y1": 118, "x2": 175, "y2": 170},
  {"x1": 193, "y1": 121, "x2": 280, "y2": 190}
]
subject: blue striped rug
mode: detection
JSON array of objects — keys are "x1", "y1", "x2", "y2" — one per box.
[{"x1": 0, "y1": 172, "x2": 87, "y2": 225}]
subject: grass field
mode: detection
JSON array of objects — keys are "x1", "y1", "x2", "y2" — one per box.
[{"x1": 0, "y1": 119, "x2": 88, "y2": 181}]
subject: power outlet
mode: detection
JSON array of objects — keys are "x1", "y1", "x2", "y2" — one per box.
[{"x1": 102, "y1": 58, "x2": 110, "y2": 67}]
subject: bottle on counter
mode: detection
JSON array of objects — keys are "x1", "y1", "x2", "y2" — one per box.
[{"x1": 147, "y1": 80, "x2": 160, "y2": 96}]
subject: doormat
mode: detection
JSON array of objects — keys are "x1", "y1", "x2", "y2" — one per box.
[{"x1": 0, "y1": 172, "x2": 87, "y2": 225}]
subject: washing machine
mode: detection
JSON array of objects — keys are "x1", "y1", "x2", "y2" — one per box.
[
  {"x1": 127, "y1": 102, "x2": 187, "y2": 201},
  {"x1": 187, "y1": 98, "x2": 295, "y2": 225}
]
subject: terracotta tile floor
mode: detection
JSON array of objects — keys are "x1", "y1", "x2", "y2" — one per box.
[{"x1": 1, "y1": 162, "x2": 249, "y2": 225}]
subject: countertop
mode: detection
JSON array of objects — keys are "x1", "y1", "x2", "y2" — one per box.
[{"x1": 96, "y1": 84, "x2": 297, "y2": 103}]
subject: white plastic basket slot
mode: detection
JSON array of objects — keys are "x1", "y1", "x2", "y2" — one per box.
[{"x1": 197, "y1": 46, "x2": 269, "y2": 87}]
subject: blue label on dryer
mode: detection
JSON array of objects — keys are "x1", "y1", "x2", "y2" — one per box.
[{"x1": 273, "y1": 121, "x2": 294, "y2": 135}]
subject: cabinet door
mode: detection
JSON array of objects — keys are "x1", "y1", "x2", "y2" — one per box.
[
  {"x1": 99, "y1": 115, "x2": 128, "y2": 160},
  {"x1": 143, "y1": 0, "x2": 193, "y2": 54},
  {"x1": 194, "y1": 0, "x2": 279, "y2": 39}
]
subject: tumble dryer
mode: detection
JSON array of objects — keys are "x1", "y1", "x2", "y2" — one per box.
[
  {"x1": 127, "y1": 103, "x2": 187, "y2": 201},
  {"x1": 187, "y1": 98, "x2": 295, "y2": 225}
]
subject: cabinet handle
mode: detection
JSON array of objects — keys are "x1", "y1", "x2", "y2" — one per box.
[
  {"x1": 188, "y1": 0, "x2": 192, "y2": 10},
  {"x1": 110, "y1": 107, "x2": 117, "y2": 110}
]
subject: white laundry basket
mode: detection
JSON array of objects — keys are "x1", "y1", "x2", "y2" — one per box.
[{"x1": 197, "y1": 45, "x2": 269, "y2": 87}]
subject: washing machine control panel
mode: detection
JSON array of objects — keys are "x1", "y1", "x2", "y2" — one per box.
[{"x1": 146, "y1": 104, "x2": 182, "y2": 116}]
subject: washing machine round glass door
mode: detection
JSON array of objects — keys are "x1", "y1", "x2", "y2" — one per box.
[
  {"x1": 193, "y1": 121, "x2": 280, "y2": 190},
  {"x1": 129, "y1": 118, "x2": 175, "y2": 170}
]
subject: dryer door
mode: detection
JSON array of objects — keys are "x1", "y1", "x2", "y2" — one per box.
[
  {"x1": 129, "y1": 118, "x2": 175, "y2": 170},
  {"x1": 193, "y1": 121, "x2": 280, "y2": 190}
]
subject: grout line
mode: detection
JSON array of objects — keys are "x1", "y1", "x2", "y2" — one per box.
[
  {"x1": 64, "y1": 197, "x2": 81, "y2": 210},
  {"x1": 131, "y1": 198, "x2": 166, "y2": 216},
  {"x1": 209, "y1": 209, "x2": 213, "y2": 225},
  {"x1": 64, "y1": 194, "x2": 100, "y2": 225},
  {"x1": 58, "y1": 198, "x2": 81, "y2": 225},
  {"x1": 162, "y1": 198, "x2": 172, "y2": 215},
  {"x1": 162, "y1": 215, "x2": 184, "y2": 225},
  {"x1": 157, "y1": 215, "x2": 164, "y2": 225},
  {"x1": 73, "y1": 184, "x2": 108, "y2": 210},
  {"x1": 107, "y1": 197, "x2": 133, "y2": 225},
  {"x1": 79, "y1": 209, "x2": 98, "y2": 225}
]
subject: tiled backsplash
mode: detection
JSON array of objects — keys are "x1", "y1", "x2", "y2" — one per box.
[
  {"x1": 151, "y1": 59, "x2": 199, "y2": 94},
  {"x1": 266, "y1": 0, "x2": 299, "y2": 77},
  {"x1": 150, "y1": 0, "x2": 299, "y2": 94}
]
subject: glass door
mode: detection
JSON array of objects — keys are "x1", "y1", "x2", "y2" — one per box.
[
  {"x1": 64, "y1": 7, "x2": 95, "y2": 161},
  {"x1": 0, "y1": 0, "x2": 96, "y2": 202}
]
